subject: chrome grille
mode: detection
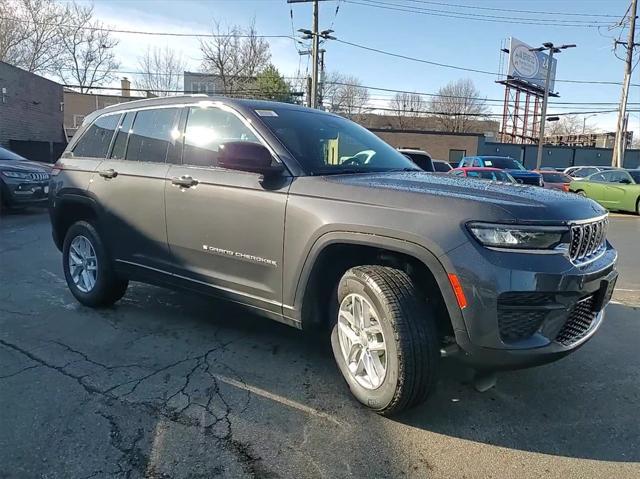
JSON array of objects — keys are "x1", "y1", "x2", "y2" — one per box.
[
  {"x1": 569, "y1": 217, "x2": 608, "y2": 265},
  {"x1": 28, "y1": 172, "x2": 49, "y2": 181}
]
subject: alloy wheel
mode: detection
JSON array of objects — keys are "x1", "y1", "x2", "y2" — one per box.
[
  {"x1": 337, "y1": 293, "x2": 388, "y2": 390},
  {"x1": 68, "y1": 235, "x2": 98, "y2": 293}
]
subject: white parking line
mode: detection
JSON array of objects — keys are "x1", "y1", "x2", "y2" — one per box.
[{"x1": 213, "y1": 374, "x2": 343, "y2": 427}]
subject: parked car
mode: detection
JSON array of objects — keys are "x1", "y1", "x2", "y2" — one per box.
[
  {"x1": 50, "y1": 96, "x2": 618, "y2": 415},
  {"x1": 569, "y1": 169, "x2": 640, "y2": 214},
  {"x1": 564, "y1": 166, "x2": 620, "y2": 180},
  {"x1": 432, "y1": 160, "x2": 452, "y2": 172},
  {"x1": 398, "y1": 148, "x2": 434, "y2": 172},
  {"x1": 459, "y1": 156, "x2": 543, "y2": 186},
  {"x1": 535, "y1": 170, "x2": 572, "y2": 192},
  {"x1": 0, "y1": 146, "x2": 51, "y2": 210},
  {"x1": 449, "y1": 167, "x2": 517, "y2": 183}
]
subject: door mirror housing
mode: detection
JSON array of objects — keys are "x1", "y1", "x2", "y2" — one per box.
[
  {"x1": 218, "y1": 141, "x2": 284, "y2": 176},
  {"x1": 619, "y1": 178, "x2": 632, "y2": 184}
]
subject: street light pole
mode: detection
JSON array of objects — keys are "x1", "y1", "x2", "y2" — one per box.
[
  {"x1": 310, "y1": 0, "x2": 319, "y2": 109},
  {"x1": 531, "y1": 42, "x2": 576, "y2": 170}
]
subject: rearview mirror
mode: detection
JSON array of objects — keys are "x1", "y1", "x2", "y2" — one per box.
[{"x1": 218, "y1": 141, "x2": 284, "y2": 176}]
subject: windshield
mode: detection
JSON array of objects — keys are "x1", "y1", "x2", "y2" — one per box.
[
  {"x1": 540, "y1": 172, "x2": 571, "y2": 183},
  {"x1": 0, "y1": 146, "x2": 26, "y2": 161},
  {"x1": 256, "y1": 108, "x2": 419, "y2": 175},
  {"x1": 628, "y1": 170, "x2": 640, "y2": 183},
  {"x1": 467, "y1": 170, "x2": 514, "y2": 182},
  {"x1": 482, "y1": 157, "x2": 525, "y2": 170},
  {"x1": 572, "y1": 167, "x2": 599, "y2": 178}
]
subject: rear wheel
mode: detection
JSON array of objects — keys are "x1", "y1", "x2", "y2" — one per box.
[
  {"x1": 62, "y1": 221, "x2": 128, "y2": 307},
  {"x1": 636, "y1": 197, "x2": 640, "y2": 216},
  {"x1": 331, "y1": 265, "x2": 440, "y2": 416}
]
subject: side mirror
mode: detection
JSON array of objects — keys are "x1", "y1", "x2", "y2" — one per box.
[
  {"x1": 517, "y1": 179, "x2": 524, "y2": 184},
  {"x1": 217, "y1": 141, "x2": 284, "y2": 176},
  {"x1": 619, "y1": 178, "x2": 632, "y2": 184}
]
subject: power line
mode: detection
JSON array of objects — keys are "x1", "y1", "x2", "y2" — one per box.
[
  {"x1": 388, "y1": 0, "x2": 621, "y2": 18},
  {"x1": 344, "y1": 0, "x2": 613, "y2": 27},
  {"x1": 332, "y1": 38, "x2": 640, "y2": 87}
]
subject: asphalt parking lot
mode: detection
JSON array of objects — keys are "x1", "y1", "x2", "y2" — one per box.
[{"x1": 1, "y1": 209, "x2": 638, "y2": 479}]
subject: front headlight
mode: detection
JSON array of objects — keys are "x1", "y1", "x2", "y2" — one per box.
[
  {"x1": 1, "y1": 170, "x2": 30, "y2": 179},
  {"x1": 467, "y1": 222, "x2": 568, "y2": 250}
]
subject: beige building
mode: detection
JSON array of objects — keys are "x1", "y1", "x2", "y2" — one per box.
[{"x1": 63, "y1": 78, "x2": 155, "y2": 140}]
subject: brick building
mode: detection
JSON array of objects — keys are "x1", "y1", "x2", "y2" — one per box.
[{"x1": 0, "y1": 61, "x2": 66, "y2": 161}]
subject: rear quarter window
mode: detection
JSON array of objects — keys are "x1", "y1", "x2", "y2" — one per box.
[{"x1": 72, "y1": 114, "x2": 120, "y2": 158}]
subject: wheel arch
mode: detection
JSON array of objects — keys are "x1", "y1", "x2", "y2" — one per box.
[
  {"x1": 51, "y1": 193, "x2": 103, "y2": 251},
  {"x1": 293, "y1": 231, "x2": 466, "y2": 337}
]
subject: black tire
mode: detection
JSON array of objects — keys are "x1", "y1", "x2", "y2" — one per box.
[
  {"x1": 636, "y1": 197, "x2": 640, "y2": 216},
  {"x1": 330, "y1": 265, "x2": 440, "y2": 416},
  {"x1": 576, "y1": 190, "x2": 587, "y2": 197},
  {"x1": 62, "y1": 220, "x2": 128, "y2": 307}
]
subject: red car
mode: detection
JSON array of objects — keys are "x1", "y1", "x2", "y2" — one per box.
[
  {"x1": 449, "y1": 167, "x2": 517, "y2": 183},
  {"x1": 535, "y1": 170, "x2": 572, "y2": 192}
]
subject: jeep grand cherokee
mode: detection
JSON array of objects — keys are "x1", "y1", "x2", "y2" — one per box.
[{"x1": 49, "y1": 96, "x2": 618, "y2": 415}]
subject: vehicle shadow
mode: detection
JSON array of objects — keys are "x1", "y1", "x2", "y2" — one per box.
[
  {"x1": 393, "y1": 302, "x2": 640, "y2": 463},
  {"x1": 109, "y1": 284, "x2": 639, "y2": 464}
]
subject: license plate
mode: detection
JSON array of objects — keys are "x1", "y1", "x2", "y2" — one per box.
[{"x1": 44, "y1": 186, "x2": 49, "y2": 194}]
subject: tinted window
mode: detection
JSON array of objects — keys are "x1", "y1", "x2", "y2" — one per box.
[
  {"x1": 481, "y1": 157, "x2": 525, "y2": 170},
  {"x1": 600, "y1": 171, "x2": 625, "y2": 183},
  {"x1": 589, "y1": 173, "x2": 605, "y2": 182},
  {"x1": 628, "y1": 170, "x2": 640, "y2": 183},
  {"x1": 0, "y1": 146, "x2": 27, "y2": 161},
  {"x1": 573, "y1": 167, "x2": 599, "y2": 178},
  {"x1": 110, "y1": 112, "x2": 135, "y2": 160},
  {"x1": 125, "y1": 108, "x2": 180, "y2": 163},
  {"x1": 433, "y1": 161, "x2": 452, "y2": 172},
  {"x1": 540, "y1": 172, "x2": 571, "y2": 183},
  {"x1": 403, "y1": 152, "x2": 434, "y2": 171},
  {"x1": 72, "y1": 114, "x2": 120, "y2": 158},
  {"x1": 183, "y1": 106, "x2": 261, "y2": 167},
  {"x1": 257, "y1": 108, "x2": 418, "y2": 174}
]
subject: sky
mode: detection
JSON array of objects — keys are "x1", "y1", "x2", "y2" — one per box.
[{"x1": 58, "y1": 0, "x2": 639, "y2": 135}]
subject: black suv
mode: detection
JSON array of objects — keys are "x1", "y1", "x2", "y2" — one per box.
[{"x1": 49, "y1": 96, "x2": 618, "y2": 415}]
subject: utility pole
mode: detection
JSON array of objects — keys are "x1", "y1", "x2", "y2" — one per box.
[
  {"x1": 530, "y1": 42, "x2": 576, "y2": 170},
  {"x1": 612, "y1": 0, "x2": 638, "y2": 168},
  {"x1": 294, "y1": 0, "x2": 335, "y2": 109}
]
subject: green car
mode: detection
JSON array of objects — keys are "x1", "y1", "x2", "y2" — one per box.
[{"x1": 569, "y1": 169, "x2": 640, "y2": 214}]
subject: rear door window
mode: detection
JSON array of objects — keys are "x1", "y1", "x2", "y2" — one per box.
[
  {"x1": 110, "y1": 112, "x2": 135, "y2": 160},
  {"x1": 125, "y1": 108, "x2": 180, "y2": 163},
  {"x1": 72, "y1": 114, "x2": 120, "y2": 158}
]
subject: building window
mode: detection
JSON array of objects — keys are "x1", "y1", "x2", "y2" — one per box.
[{"x1": 449, "y1": 149, "x2": 466, "y2": 164}]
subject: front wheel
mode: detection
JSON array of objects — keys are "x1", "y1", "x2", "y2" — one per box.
[
  {"x1": 576, "y1": 190, "x2": 587, "y2": 197},
  {"x1": 331, "y1": 265, "x2": 440, "y2": 416},
  {"x1": 63, "y1": 220, "x2": 128, "y2": 307}
]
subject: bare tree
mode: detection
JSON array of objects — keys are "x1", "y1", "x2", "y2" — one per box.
[
  {"x1": 0, "y1": 0, "x2": 64, "y2": 73},
  {"x1": 546, "y1": 115, "x2": 597, "y2": 137},
  {"x1": 428, "y1": 79, "x2": 489, "y2": 132},
  {"x1": 56, "y1": 3, "x2": 119, "y2": 93},
  {"x1": 390, "y1": 92, "x2": 426, "y2": 129},
  {"x1": 324, "y1": 72, "x2": 370, "y2": 118},
  {"x1": 136, "y1": 46, "x2": 185, "y2": 96},
  {"x1": 199, "y1": 20, "x2": 270, "y2": 94}
]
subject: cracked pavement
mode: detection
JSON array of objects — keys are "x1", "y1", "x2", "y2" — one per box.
[{"x1": 1, "y1": 209, "x2": 639, "y2": 479}]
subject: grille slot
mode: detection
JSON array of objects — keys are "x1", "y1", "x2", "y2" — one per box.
[
  {"x1": 555, "y1": 296, "x2": 598, "y2": 346},
  {"x1": 28, "y1": 172, "x2": 49, "y2": 181},
  {"x1": 569, "y1": 217, "x2": 608, "y2": 265}
]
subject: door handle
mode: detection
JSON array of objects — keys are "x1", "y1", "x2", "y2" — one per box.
[
  {"x1": 171, "y1": 175, "x2": 198, "y2": 188},
  {"x1": 98, "y1": 169, "x2": 118, "y2": 179}
]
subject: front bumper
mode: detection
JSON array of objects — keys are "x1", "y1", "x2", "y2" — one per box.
[
  {"x1": 447, "y1": 239, "x2": 618, "y2": 370},
  {"x1": 1, "y1": 178, "x2": 49, "y2": 206}
]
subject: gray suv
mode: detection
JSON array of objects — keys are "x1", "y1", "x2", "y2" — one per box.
[{"x1": 49, "y1": 96, "x2": 618, "y2": 415}]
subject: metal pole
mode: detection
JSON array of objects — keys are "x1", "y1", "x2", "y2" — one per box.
[
  {"x1": 310, "y1": 0, "x2": 319, "y2": 108},
  {"x1": 318, "y1": 49, "x2": 325, "y2": 109},
  {"x1": 612, "y1": 0, "x2": 637, "y2": 168},
  {"x1": 535, "y1": 47, "x2": 555, "y2": 170}
]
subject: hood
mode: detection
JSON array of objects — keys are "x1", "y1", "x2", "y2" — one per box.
[
  {"x1": 505, "y1": 169, "x2": 541, "y2": 177},
  {"x1": 0, "y1": 159, "x2": 48, "y2": 173},
  {"x1": 322, "y1": 171, "x2": 606, "y2": 223}
]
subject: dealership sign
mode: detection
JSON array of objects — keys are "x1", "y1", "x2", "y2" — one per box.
[{"x1": 507, "y1": 37, "x2": 557, "y2": 92}]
